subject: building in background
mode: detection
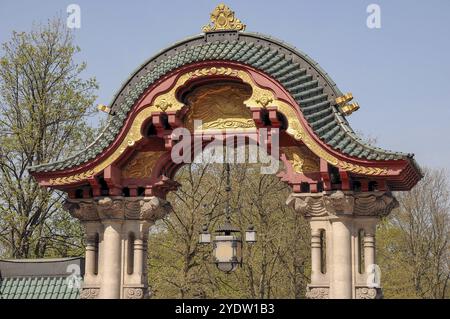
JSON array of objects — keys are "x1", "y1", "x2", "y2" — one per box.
[{"x1": 0, "y1": 257, "x2": 84, "y2": 299}]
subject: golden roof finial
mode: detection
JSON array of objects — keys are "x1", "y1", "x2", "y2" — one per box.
[
  {"x1": 335, "y1": 93, "x2": 360, "y2": 116},
  {"x1": 202, "y1": 3, "x2": 246, "y2": 33}
]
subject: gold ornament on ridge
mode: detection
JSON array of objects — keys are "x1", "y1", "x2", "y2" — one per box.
[{"x1": 202, "y1": 4, "x2": 246, "y2": 32}]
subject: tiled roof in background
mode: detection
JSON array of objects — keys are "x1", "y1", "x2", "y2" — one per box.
[
  {"x1": 0, "y1": 276, "x2": 80, "y2": 299},
  {"x1": 0, "y1": 257, "x2": 84, "y2": 299}
]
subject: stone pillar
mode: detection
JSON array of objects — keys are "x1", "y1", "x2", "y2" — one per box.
[
  {"x1": 99, "y1": 220, "x2": 122, "y2": 298},
  {"x1": 64, "y1": 196, "x2": 171, "y2": 299},
  {"x1": 122, "y1": 220, "x2": 152, "y2": 299},
  {"x1": 287, "y1": 190, "x2": 398, "y2": 299},
  {"x1": 330, "y1": 217, "x2": 352, "y2": 299}
]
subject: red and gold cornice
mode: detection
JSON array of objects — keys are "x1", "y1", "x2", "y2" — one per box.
[{"x1": 31, "y1": 61, "x2": 420, "y2": 191}]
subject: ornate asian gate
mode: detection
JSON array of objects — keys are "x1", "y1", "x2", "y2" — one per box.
[{"x1": 30, "y1": 4, "x2": 421, "y2": 299}]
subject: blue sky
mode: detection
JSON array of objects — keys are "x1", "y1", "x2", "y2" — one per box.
[{"x1": 1, "y1": 0, "x2": 449, "y2": 171}]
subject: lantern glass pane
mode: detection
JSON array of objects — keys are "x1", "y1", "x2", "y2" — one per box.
[
  {"x1": 214, "y1": 235, "x2": 234, "y2": 262},
  {"x1": 245, "y1": 230, "x2": 256, "y2": 243},
  {"x1": 213, "y1": 235, "x2": 242, "y2": 273},
  {"x1": 199, "y1": 232, "x2": 211, "y2": 244}
]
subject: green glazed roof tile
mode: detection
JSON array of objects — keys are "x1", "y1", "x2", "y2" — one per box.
[
  {"x1": 0, "y1": 276, "x2": 81, "y2": 299},
  {"x1": 29, "y1": 31, "x2": 416, "y2": 174}
]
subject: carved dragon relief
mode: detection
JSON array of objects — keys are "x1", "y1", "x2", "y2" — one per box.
[
  {"x1": 122, "y1": 151, "x2": 165, "y2": 179},
  {"x1": 183, "y1": 83, "x2": 255, "y2": 131},
  {"x1": 281, "y1": 146, "x2": 320, "y2": 174},
  {"x1": 47, "y1": 66, "x2": 390, "y2": 186}
]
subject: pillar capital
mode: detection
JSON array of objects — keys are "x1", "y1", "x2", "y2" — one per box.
[
  {"x1": 287, "y1": 190, "x2": 396, "y2": 299},
  {"x1": 286, "y1": 190, "x2": 398, "y2": 219},
  {"x1": 63, "y1": 196, "x2": 172, "y2": 223},
  {"x1": 65, "y1": 196, "x2": 171, "y2": 299}
]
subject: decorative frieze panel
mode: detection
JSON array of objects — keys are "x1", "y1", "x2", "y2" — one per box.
[
  {"x1": 354, "y1": 193, "x2": 399, "y2": 217},
  {"x1": 355, "y1": 287, "x2": 382, "y2": 299},
  {"x1": 305, "y1": 286, "x2": 330, "y2": 299},
  {"x1": 124, "y1": 287, "x2": 146, "y2": 299},
  {"x1": 64, "y1": 196, "x2": 172, "y2": 222},
  {"x1": 80, "y1": 287, "x2": 100, "y2": 299},
  {"x1": 97, "y1": 197, "x2": 126, "y2": 220},
  {"x1": 122, "y1": 151, "x2": 165, "y2": 179},
  {"x1": 306, "y1": 286, "x2": 382, "y2": 299},
  {"x1": 286, "y1": 191, "x2": 398, "y2": 218},
  {"x1": 183, "y1": 84, "x2": 255, "y2": 132},
  {"x1": 281, "y1": 146, "x2": 320, "y2": 174}
]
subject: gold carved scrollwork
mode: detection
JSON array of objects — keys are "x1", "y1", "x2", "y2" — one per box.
[
  {"x1": 49, "y1": 170, "x2": 95, "y2": 186},
  {"x1": 184, "y1": 84, "x2": 255, "y2": 131},
  {"x1": 202, "y1": 4, "x2": 246, "y2": 33},
  {"x1": 48, "y1": 66, "x2": 389, "y2": 186},
  {"x1": 48, "y1": 107, "x2": 154, "y2": 185},
  {"x1": 188, "y1": 67, "x2": 239, "y2": 79},
  {"x1": 155, "y1": 99, "x2": 172, "y2": 112},
  {"x1": 282, "y1": 146, "x2": 319, "y2": 174},
  {"x1": 122, "y1": 151, "x2": 164, "y2": 179},
  {"x1": 255, "y1": 95, "x2": 273, "y2": 107}
]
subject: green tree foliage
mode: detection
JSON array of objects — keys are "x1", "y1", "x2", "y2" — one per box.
[
  {"x1": 150, "y1": 162, "x2": 449, "y2": 299},
  {"x1": 148, "y1": 162, "x2": 311, "y2": 298},
  {"x1": 377, "y1": 168, "x2": 450, "y2": 299},
  {"x1": 1, "y1": 18, "x2": 447, "y2": 301},
  {"x1": 0, "y1": 19, "x2": 98, "y2": 258}
]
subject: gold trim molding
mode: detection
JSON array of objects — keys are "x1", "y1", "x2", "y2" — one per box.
[{"x1": 47, "y1": 67, "x2": 388, "y2": 186}]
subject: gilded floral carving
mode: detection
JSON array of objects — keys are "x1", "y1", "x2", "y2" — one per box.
[{"x1": 202, "y1": 4, "x2": 246, "y2": 32}]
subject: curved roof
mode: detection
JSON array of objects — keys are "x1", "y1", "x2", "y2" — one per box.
[{"x1": 29, "y1": 31, "x2": 414, "y2": 173}]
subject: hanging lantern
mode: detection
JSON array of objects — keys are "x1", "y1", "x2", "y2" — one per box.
[
  {"x1": 245, "y1": 225, "x2": 257, "y2": 243},
  {"x1": 202, "y1": 163, "x2": 256, "y2": 273},
  {"x1": 213, "y1": 221, "x2": 242, "y2": 273}
]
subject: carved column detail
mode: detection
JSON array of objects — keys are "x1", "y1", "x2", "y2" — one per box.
[
  {"x1": 310, "y1": 229, "x2": 322, "y2": 284},
  {"x1": 64, "y1": 196, "x2": 172, "y2": 299},
  {"x1": 355, "y1": 287, "x2": 382, "y2": 299},
  {"x1": 287, "y1": 191, "x2": 397, "y2": 299},
  {"x1": 80, "y1": 221, "x2": 102, "y2": 297},
  {"x1": 305, "y1": 287, "x2": 329, "y2": 299}
]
